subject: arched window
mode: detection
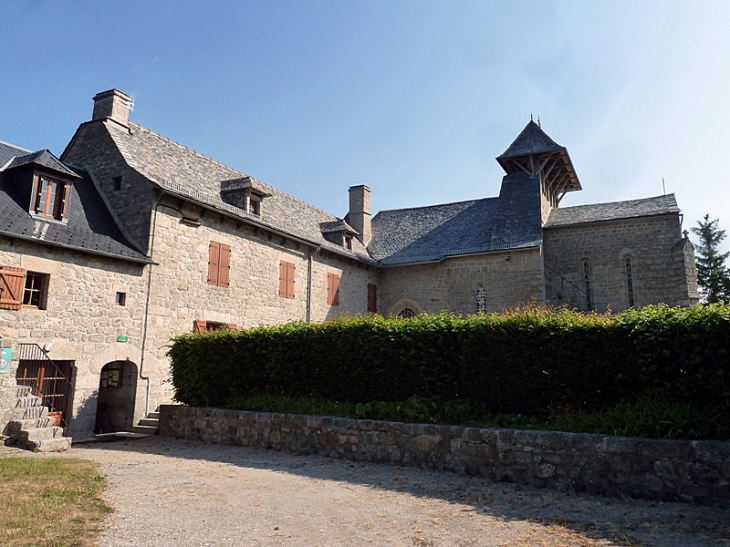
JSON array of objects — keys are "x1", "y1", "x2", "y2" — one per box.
[
  {"x1": 583, "y1": 261, "x2": 592, "y2": 311},
  {"x1": 396, "y1": 308, "x2": 416, "y2": 319},
  {"x1": 625, "y1": 257, "x2": 635, "y2": 307},
  {"x1": 476, "y1": 286, "x2": 486, "y2": 313}
]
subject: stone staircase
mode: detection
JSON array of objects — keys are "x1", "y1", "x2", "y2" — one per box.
[
  {"x1": 132, "y1": 410, "x2": 160, "y2": 435},
  {"x1": 1, "y1": 382, "x2": 72, "y2": 452}
]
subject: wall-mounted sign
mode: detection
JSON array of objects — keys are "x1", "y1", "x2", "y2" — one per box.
[
  {"x1": 116, "y1": 336, "x2": 129, "y2": 343},
  {"x1": 0, "y1": 348, "x2": 11, "y2": 374}
]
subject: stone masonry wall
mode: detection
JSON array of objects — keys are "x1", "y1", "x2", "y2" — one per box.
[
  {"x1": 0, "y1": 236, "x2": 147, "y2": 437},
  {"x1": 379, "y1": 248, "x2": 545, "y2": 316},
  {"x1": 543, "y1": 214, "x2": 699, "y2": 312},
  {"x1": 160, "y1": 405, "x2": 730, "y2": 506}
]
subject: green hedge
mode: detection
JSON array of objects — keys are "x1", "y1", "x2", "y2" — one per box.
[{"x1": 167, "y1": 304, "x2": 730, "y2": 415}]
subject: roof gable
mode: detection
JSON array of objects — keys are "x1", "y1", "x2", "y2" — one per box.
[
  {"x1": 498, "y1": 120, "x2": 564, "y2": 159},
  {"x1": 4, "y1": 149, "x2": 81, "y2": 179},
  {"x1": 545, "y1": 194, "x2": 680, "y2": 227}
]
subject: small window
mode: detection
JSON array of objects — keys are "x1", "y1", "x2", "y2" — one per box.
[
  {"x1": 100, "y1": 361, "x2": 123, "y2": 389},
  {"x1": 327, "y1": 273, "x2": 340, "y2": 306},
  {"x1": 22, "y1": 272, "x2": 48, "y2": 309},
  {"x1": 583, "y1": 261, "x2": 592, "y2": 311},
  {"x1": 625, "y1": 257, "x2": 635, "y2": 307},
  {"x1": 279, "y1": 261, "x2": 295, "y2": 299},
  {"x1": 115, "y1": 292, "x2": 126, "y2": 306},
  {"x1": 367, "y1": 283, "x2": 377, "y2": 313},
  {"x1": 112, "y1": 176, "x2": 122, "y2": 191},
  {"x1": 208, "y1": 242, "x2": 231, "y2": 287},
  {"x1": 249, "y1": 195, "x2": 261, "y2": 216},
  {"x1": 476, "y1": 286, "x2": 486, "y2": 313},
  {"x1": 345, "y1": 236, "x2": 353, "y2": 250},
  {"x1": 34, "y1": 176, "x2": 69, "y2": 220}
]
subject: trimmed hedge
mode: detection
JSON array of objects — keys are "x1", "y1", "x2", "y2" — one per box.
[{"x1": 167, "y1": 304, "x2": 730, "y2": 416}]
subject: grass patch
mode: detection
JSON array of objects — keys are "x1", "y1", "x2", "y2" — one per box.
[
  {"x1": 227, "y1": 392, "x2": 730, "y2": 441},
  {"x1": 0, "y1": 458, "x2": 112, "y2": 547}
]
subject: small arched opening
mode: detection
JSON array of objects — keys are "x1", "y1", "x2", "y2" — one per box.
[{"x1": 94, "y1": 359, "x2": 138, "y2": 434}]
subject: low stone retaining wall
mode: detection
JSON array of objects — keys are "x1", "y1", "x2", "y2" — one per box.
[{"x1": 159, "y1": 405, "x2": 730, "y2": 506}]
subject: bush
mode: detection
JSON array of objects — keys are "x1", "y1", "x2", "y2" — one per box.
[{"x1": 167, "y1": 304, "x2": 730, "y2": 419}]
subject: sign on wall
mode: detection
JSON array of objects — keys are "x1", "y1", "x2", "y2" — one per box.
[{"x1": 0, "y1": 348, "x2": 11, "y2": 374}]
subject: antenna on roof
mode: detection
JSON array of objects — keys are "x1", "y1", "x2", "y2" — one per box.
[
  {"x1": 530, "y1": 113, "x2": 533, "y2": 122},
  {"x1": 537, "y1": 116, "x2": 541, "y2": 128},
  {"x1": 662, "y1": 177, "x2": 666, "y2": 195}
]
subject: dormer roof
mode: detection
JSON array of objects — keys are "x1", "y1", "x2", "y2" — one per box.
[
  {"x1": 497, "y1": 120, "x2": 563, "y2": 160},
  {"x1": 3, "y1": 149, "x2": 81, "y2": 179}
]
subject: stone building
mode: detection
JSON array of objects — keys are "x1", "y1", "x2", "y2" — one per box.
[{"x1": 0, "y1": 89, "x2": 698, "y2": 442}]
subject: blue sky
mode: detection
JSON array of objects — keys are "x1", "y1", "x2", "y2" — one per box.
[{"x1": 2, "y1": 1, "x2": 729, "y2": 250}]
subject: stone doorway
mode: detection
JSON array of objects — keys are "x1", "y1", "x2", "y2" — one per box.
[{"x1": 94, "y1": 360, "x2": 138, "y2": 434}]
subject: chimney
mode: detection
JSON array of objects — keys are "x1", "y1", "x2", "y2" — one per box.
[
  {"x1": 348, "y1": 185, "x2": 371, "y2": 246},
  {"x1": 92, "y1": 89, "x2": 133, "y2": 126}
]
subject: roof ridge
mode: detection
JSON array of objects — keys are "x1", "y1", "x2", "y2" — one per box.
[
  {"x1": 125, "y1": 121, "x2": 346, "y2": 223},
  {"x1": 0, "y1": 140, "x2": 32, "y2": 153},
  {"x1": 375, "y1": 197, "x2": 492, "y2": 215},
  {"x1": 558, "y1": 194, "x2": 676, "y2": 211}
]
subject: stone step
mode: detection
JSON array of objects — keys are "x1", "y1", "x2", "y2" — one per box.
[
  {"x1": 148, "y1": 411, "x2": 160, "y2": 420},
  {"x1": 12, "y1": 417, "x2": 56, "y2": 430},
  {"x1": 138, "y1": 417, "x2": 159, "y2": 428},
  {"x1": 131, "y1": 424, "x2": 159, "y2": 435},
  {"x1": 15, "y1": 395, "x2": 44, "y2": 408},
  {"x1": 20, "y1": 405, "x2": 48, "y2": 420},
  {"x1": 25, "y1": 436, "x2": 72, "y2": 453},
  {"x1": 16, "y1": 425, "x2": 65, "y2": 441}
]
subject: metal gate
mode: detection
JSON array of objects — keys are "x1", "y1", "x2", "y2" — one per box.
[{"x1": 16, "y1": 343, "x2": 74, "y2": 428}]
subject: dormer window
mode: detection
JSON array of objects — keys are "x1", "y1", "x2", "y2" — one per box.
[
  {"x1": 32, "y1": 175, "x2": 70, "y2": 221},
  {"x1": 220, "y1": 177, "x2": 270, "y2": 218},
  {"x1": 249, "y1": 194, "x2": 262, "y2": 216}
]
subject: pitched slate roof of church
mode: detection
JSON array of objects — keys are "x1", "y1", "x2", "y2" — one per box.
[
  {"x1": 545, "y1": 194, "x2": 680, "y2": 227},
  {"x1": 369, "y1": 171, "x2": 543, "y2": 265},
  {"x1": 0, "y1": 141, "x2": 150, "y2": 263},
  {"x1": 100, "y1": 121, "x2": 369, "y2": 259}
]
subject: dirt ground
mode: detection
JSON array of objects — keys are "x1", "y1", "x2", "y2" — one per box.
[{"x1": 2, "y1": 436, "x2": 728, "y2": 546}]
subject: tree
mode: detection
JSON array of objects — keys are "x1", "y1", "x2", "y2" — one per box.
[{"x1": 691, "y1": 215, "x2": 730, "y2": 303}]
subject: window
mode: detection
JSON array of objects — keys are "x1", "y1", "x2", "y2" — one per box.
[
  {"x1": 0, "y1": 266, "x2": 26, "y2": 310},
  {"x1": 345, "y1": 236, "x2": 353, "y2": 250},
  {"x1": 249, "y1": 195, "x2": 261, "y2": 216},
  {"x1": 397, "y1": 308, "x2": 416, "y2": 319},
  {"x1": 100, "y1": 361, "x2": 123, "y2": 389},
  {"x1": 193, "y1": 320, "x2": 237, "y2": 333},
  {"x1": 583, "y1": 261, "x2": 592, "y2": 311},
  {"x1": 115, "y1": 292, "x2": 126, "y2": 306},
  {"x1": 476, "y1": 286, "x2": 486, "y2": 313},
  {"x1": 113, "y1": 176, "x2": 122, "y2": 191},
  {"x1": 327, "y1": 273, "x2": 340, "y2": 306},
  {"x1": 367, "y1": 283, "x2": 377, "y2": 313},
  {"x1": 33, "y1": 176, "x2": 69, "y2": 220},
  {"x1": 625, "y1": 257, "x2": 635, "y2": 307},
  {"x1": 208, "y1": 242, "x2": 231, "y2": 287},
  {"x1": 279, "y1": 261, "x2": 295, "y2": 298},
  {"x1": 23, "y1": 272, "x2": 48, "y2": 309}
]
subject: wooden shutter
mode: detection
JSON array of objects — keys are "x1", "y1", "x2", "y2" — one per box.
[
  {"x1": 219, "y1": 244, "x2": 231, "y2": 287},
  {"x1": 193, "y1": 320, "x2": 207, "y2": 333},
  {"x1": 60, "y1": 183, "x2": 71, "y2": 220},
  {"x1": 208, "y1": 242, "x2": 220, "y2": 286},
  {"x1": 367, "y1": 283, "x2": 377, "y2": 313},
  {"x1": 327, "y1": 273, "x2": 340, "y2": 306},
  {"x1": 280, "y1": 261, "x2": 295, "y2": 298},
  {"x1": 0, "y1": 266, "x2": 26, "y2": 310},
  {"x1": 227, "y1": 323, "x2": 237, "y2": 330}
]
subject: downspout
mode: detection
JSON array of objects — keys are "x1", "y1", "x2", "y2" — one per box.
[
  {"x1": 306, "y1": 246, "x2": 321, "y2": 323},
  {"x1": 138, "y1": 197, "x2": 166, "y2": 417}
]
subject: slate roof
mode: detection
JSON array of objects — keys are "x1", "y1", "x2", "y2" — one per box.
[
  {"x1": 0, "y1": 142, "x2": 151, "y2": 263},
  {"x1": 545, "y1": 194, "x2": 680, "y2": 227},
  {"x1": 498, "y1": 120, "x2": 564, "y2": 159},
  {"x1": 100, "y1": 121, "x2": 371, "y2": 259},
  {"x1": 369, "y1": 172, "x2": 543, "y2": 265},
  {"x1": 6, "y1": 149, "x2": 81, "y2": 179}
]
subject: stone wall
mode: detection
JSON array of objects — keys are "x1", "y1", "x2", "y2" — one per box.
[
  {"x1": 160, "y1": 405, "x2": 730, "y2": 506},
  {"x1": 543, "y1": 214, "x2": 699, "y2": 312},
  {"x1": 379, "y1": 248, "x2": 545, "y2": 316},
  {"x1": 0, "y1": 236, "x2": 147, "y2": 437}
]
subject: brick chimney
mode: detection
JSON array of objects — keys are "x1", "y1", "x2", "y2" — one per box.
[
  {"x1": 92, "y1": 89, "x2": 133, "y2": 126},
  {"x1": 348, "y1": 185, "x2": 371, "y2": 246}
]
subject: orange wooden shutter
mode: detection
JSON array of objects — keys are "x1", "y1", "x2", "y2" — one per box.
[
  {"x1": 286, "y1": 262, "x2": 295, "y2": 298},
  {"x1": 193, "y1": 320, "x2": 207, "y2": 333},
  {"x1": 227, "y1": 323, "x2": 237, "y2": 330},
  {"x1": 367, "y1": 283, "x2": 377, "y2": 312},
  {"x1": 60, "y1": 183, "x2": 72, "y2": 220},
  {"x1": 219, "y1": 244, "x2": 231, "y2": 287},
  {"x1": 279, "y1": 261, "x2": 287, "y2": 297},
  {"x1": 208, "y1": 242, "x2": 220, "y2": 285},
  {"x1": 0, "y1": 266, "x2": 26, "y2": 310},
  {"x1": 327, "y1": 274, "x2": 340, "y2": 306}
]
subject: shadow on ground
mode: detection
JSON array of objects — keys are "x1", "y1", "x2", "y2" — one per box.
[{"x1": 70, "y1": 435, "x2": 727, "y2": 547}]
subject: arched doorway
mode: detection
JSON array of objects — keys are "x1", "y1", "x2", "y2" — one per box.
[{"x1": 94, "y1": 360, "x2": 138, "y2": 433}]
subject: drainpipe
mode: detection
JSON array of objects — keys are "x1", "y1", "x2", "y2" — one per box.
[
  {"x1": 306, "y1": 246, "x2": 321, "y2": 323},
  {"x1": 138, "y1": 198, "x2": 166, "y2": 417}
]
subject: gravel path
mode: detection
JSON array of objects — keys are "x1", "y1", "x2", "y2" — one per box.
[{"x1": 2, "y1": 436, "x2": 728, "y2": 546}]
